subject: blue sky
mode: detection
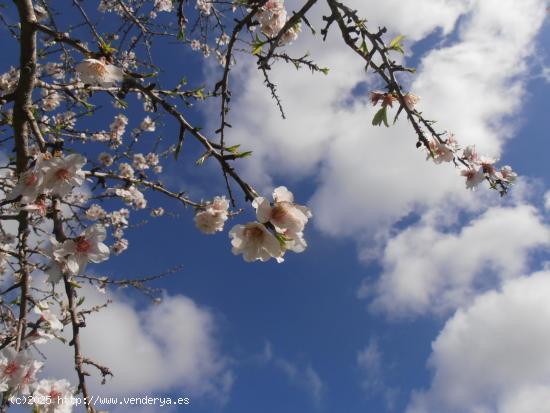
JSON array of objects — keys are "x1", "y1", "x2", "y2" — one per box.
[{"x1": 4, "y1": 1, "x2": 550, "y2": 413}]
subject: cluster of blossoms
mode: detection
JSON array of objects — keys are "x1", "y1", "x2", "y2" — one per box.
[
  {"x1": 369, "y1": 91, "x2": 419, "y2": 111},
  {"x1": 256, "y1": 0, "x2": 301, "y2": 45},
  {"x1": 196, "y1": 0, "x2": 212, "y2": 15},
  {"x1": 7, "y1": 153, "x2": 86, "y2": 205},
  {"x1": 370, "y1": 91, "x2": 517, "y2": 191},
  {"x1": 0, "y1": 345, "x2": 72, "y2": 411},
  {"x1": 194, "y1": 187, "x2": 312, "y2": 263}
]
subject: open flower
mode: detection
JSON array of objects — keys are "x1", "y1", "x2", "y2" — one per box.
[
  {"x1": 194, "y1": 196, "x2": 229, "y2": 234},
  {"x1": 461, "y1": 167, "x2": 485, "y2": 190},
  {"x1": 34, "y1": 302, "x2": 63, "y2": 332},
  {"x1": 0, "y1": 349, "x2": 40, "y2": 395},
  {"x1": 52, "y1": 224, "x2": 110, "y2": 275},
  {"x1": 403, "y1": 93, "x2": 420, "y2": 110},
  {"x1": 76, "y1": 58, "x2": 124, "y2": 86},
  {"x1": 5, "y1": 169, "x2": 44, "y2": 204},
  {"x1": 33, "y1": 379, "x2": 74, "y2": 413},
  {"x1": 41, "y1": 154, "x2": 86, "y2": 197},
  {"x1": 229, "y1": 222, "x2": 284, "y2": 262},
  {"x1": 253, "y1": 186, "x2": 312, "y2": 243}
]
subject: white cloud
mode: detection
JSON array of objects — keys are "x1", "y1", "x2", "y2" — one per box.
[
  {"x1": 39, "y1": 286, "x2": 232, "y2": 402},
  {"x1": 407, "y1": 271, "x2": 550, "y2": 413},
  {"x1": 255, "y1": 341, "x2": 324, "y2": 406},
  {"x1": 366, "y1": 204, "x2": 550, "y2": 317},
  {"x1": 357, "y1": 339, "x2": 399, "y2": 410},
  {"x1": 213, "y1": 0, "x2": 547, "y2": 258}
]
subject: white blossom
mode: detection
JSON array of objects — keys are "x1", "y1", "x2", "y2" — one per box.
[
  {"x1": 32, "y1": 379, "x2": 74, "y2": 413},
  {"x1": 6, "y1": 169, "x2": 44, "y2": 204},
  {"x1": 253, "y1": 186, "x2": 311, "y2": 245},
  {"x1": 52, "y1": 224, "x2": 110, "y2": 275},
  {"x1": 139, "y1": 116, "x2": 156, "y2": 132},
  {"x1": 41, "y1": 154, "x2": 86, "y2": 197},
  {"x1": 76, "y1": 58, "x2": 124, "y2": 86},
  {"x1": 85, "y1": 204, "x2": 106, "y2": 220},
  {"x1": 98, "y1": 152, "x2": 113, "y2": 167},
  {"x1": 194, "y1": 196, "x2": 229, "y2": 234},
  {"x1": 132, "y1": 154, "x2": 149, "y2": 171},
  {"x1": 118, "y1": 162, "x2": 135, "y2": 179},
  {"x1": 196, "y1": 0, "x2": 212, "y2": 15},
  {"x1": 0, "y1": 349, "x2": 42, "y2": 395},
  {"x1": 229, "y1": 222, "x2": 284, "y2": 262},
  {"x1": 155, "y1": 0, "x2": 173, "y2": 12}
]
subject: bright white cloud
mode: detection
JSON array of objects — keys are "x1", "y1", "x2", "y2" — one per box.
[
  {"x1": 216, "y1": 0, "x2": 547, "y2": 258},
  {"x1": 407, "y1": 271, "x2": 550, "y2": 413},
  {"x1": 40, "y1": 286, "x2": 232, "y2": 402},
  {"x1": 366, "y1": 204, "x2": 550, "y2": 317}
]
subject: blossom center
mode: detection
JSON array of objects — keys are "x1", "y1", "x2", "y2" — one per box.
[
  {"x1": 4, "y1": 361, "x2": 18, "y2": 376},
  {"x1": 89, "y1": 61, "x2": 107, "y2": 77},
  {"x1": 49, "y1": 389, "x2": 61, "y2": 399},
  {"x1": 76, "y1": 237, "x2": 91, "y2": 253},
  {"x1": 270, "y1": 204, "x2": 288, "y2": 221},
  {"x1": 24, "y1": 173, "x2": 38, "y2": 187},
  {"x1": 55, "y1": 168, "x2": 70, "y2": 181},
  {"x1": 244, "y1": 226, "x2": 264, "y2": 241}
]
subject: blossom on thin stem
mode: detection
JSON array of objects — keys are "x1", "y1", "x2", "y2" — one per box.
[{"x1": 52, "y1": 224, "x2": 110, "y2": 275}]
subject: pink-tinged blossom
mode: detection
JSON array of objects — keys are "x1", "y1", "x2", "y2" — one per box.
[
  {"x1": 428, "y1": 138, "x2": 455, "y2": 164},
  {"x1": 369, "y1": 91, "x2": 397, "y2": 108},
  {"x1": 194, "y1": 196, "x2": 229, "y2": 234},
  {"x1": 98, "y1": 152, "x2": 113, "y2": 167},
  {"x1": 6, "y1": 169, "x2": 44, "y2": 204},
  {"x1": 479, "y1": 155, "x2": 497, "y2": 176},
  {"x1": 257, "y1": 0, "x2": 287, "y2": 38},
  {"x1": 41, "y1": 154, "x2": 86, "y2": 197},
  {"x1": 0, "y1": 349, "x2": 41, "y2": 395},
  {"x1": 85, "y1": 204, "x2": 106, "y2": 221},
  {"x1": 229, "y1": 222, "x2": 284, "y2": 263},
  {"x1": 463, "y1": 145, "x2": 478, "y2": 163},
  {"x1": 196, "y1": 0, "x2": 212, "y2": 15},
  {"x1": 76, "y1": 58, "x2": 124, "y2": 86},
  {"x1": 52, "y1": 224, "x2": 110, "y2": 275},
  {"x1": 461, "y1": 167, "x2": 485, "y2": 190},
  {"x1": 32, "y1": 379, "x2": 74, "y2": 413},
  {"x1": 403, "y1": 93, "x2": 420, "y2": 110},
  {"x1": 253, "y1": 186, "x2": 312, "y2": 243},
  {"x1": 154, "y1": 0, "x2": 173, "y2": 12},
  {"x1": 33, "y1": 302, "x2": 63, "y2": 332},
  {"x1": 499, "y1": 165, "x2": 517, "y2": 182},
  {"x1": 139, "y1": 116, "x2": 156, "y2": 132}
]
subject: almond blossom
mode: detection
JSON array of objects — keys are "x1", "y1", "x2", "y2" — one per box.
[
  {"x1": 34, "y1": 302, "x2": 63, "y2": 332},
  {"x1": 194, "y1": 196, "x2": 230, "y2": 234},
  {"x1": 229, "y1": 222, "x2": 284, "y2": 263},
  {"x1": 32, "y1": 378, "x2": 75, "y2": 413},
  {"x1": 461, "y1": 167, "x2": 485, "y2": 190},
  {"x1": 253, "y1": 186, "x2": 312, "y2": 243},
  {"x1": 52, "y1": 224, "x2": 110, "y2": 275},
  {"x1": 76, "y1": 58, "x2": 124, "y2": 86},
  {"x1": 6, "y1": 169, "x2": 44, "y2": 204},
  {"x1": 0, "y1": 349, "x2": 41, "y2": 395},
  {"x1": 41, "y1": 154, "x2": 86, "y2": 197}
]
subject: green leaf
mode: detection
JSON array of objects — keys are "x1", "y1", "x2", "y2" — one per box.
[
  {"x1": 388, "y1": 34, "x2": 405, "y2": 54},
  {"x1": 372, "y1": 107, "x2": 389, "y2": 127},
  {"x1": 319, "y1": 67, "x2": 330, "y2": 75},
  {"x1": 225, "y1": 144, "x2": 241, "y2": 153},
  {"x1": 77, "y1": 296, "x2": 86, "y2": 307},
  {"x1": 234, "y1": 150, "x2": 253, "y2": 159},
  {"x1": 252, "y1": 34, "x2": 265, "y2": 56}
]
